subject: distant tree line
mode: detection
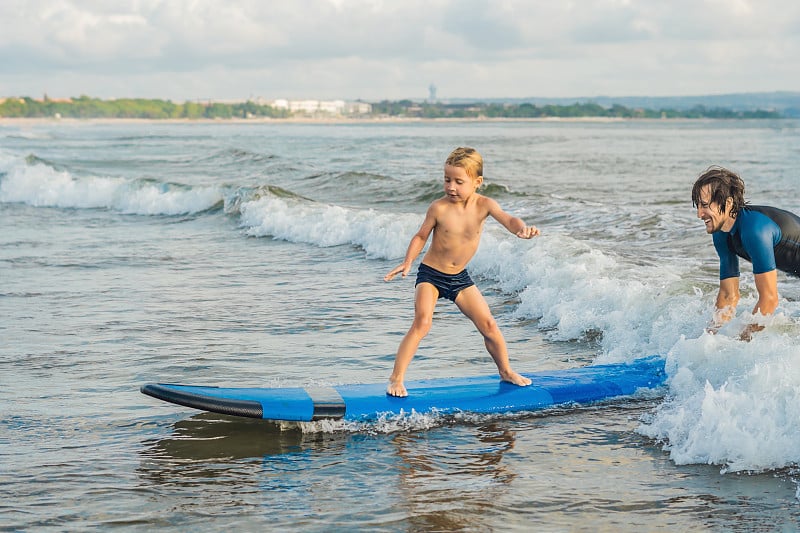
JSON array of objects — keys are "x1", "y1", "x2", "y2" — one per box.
[
  {"x1": 370, "y1": 100, "x2": 782, "y2": 119},
  {"x1": 0, "y1": 95, "x2": 783, "y2": 120},
  {"x1": 0, "y1": 95, "x2": 289, "y2": 119}
]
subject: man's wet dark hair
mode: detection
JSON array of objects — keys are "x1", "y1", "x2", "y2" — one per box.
[{"x1": 692, "y1": 166, "x2": 748, "y2": 217}]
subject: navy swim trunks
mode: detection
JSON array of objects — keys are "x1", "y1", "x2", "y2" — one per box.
[{"x1": 415, "y1": 263, "x2": 475, "y2": 302}]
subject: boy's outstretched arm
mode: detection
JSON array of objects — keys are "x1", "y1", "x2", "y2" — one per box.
[
  {"x1": 384, "y1": 207, "x2": 437, "y2": 281},
  {"x1": 485, "y1": 197, "x2": 540, "y2": 239},
  {"x1": 384, "y1": 233, "x2": 426, "y2": 281}
]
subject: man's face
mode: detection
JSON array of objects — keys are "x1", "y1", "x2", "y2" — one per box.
[{"x1": 696, "y1": 184, "x2": 734, "y2": 233}]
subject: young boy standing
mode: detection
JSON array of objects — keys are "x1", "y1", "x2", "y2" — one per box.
[{"x1": 384, "y1": 147, "x2": 540, "y2": 397}]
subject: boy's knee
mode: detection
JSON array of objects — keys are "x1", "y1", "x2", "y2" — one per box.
[
  {"x1": 411, "y1": 317, "x2": 433, "y2": 335},
  {"x1": 479, "y1": 317, "x2": 500, "y2": 336}
]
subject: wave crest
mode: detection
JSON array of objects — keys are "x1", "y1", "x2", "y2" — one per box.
[{"x1": 0, "y1": 154, "x2": 224, "y2": 215}]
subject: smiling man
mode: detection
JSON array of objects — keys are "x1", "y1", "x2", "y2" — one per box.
[{"x1": 692, "y1": 166, "x2": 800, "y2": 340}]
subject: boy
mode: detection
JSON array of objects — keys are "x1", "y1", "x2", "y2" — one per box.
[{"x1": 384, "y1": 147, "x2": 540, "y2": 397}]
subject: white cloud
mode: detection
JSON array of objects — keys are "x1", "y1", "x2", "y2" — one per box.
[{"x1": 0, "y1": 0, "x2": 798, "y2": 100}]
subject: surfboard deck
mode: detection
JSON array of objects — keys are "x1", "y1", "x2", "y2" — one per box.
[{"x1": 141, "y1": 356, "x2": 665, "y2": 422}]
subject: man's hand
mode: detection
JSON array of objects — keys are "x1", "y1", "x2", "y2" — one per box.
[{"x1": 738, "y1": 323, "x2": 765, "y2": 342}]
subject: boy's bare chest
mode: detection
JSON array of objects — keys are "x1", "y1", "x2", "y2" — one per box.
[{"x1": 435, "y1": 209, "x2": 486, "y2": 239}]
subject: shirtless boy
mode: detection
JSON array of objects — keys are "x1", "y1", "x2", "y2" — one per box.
[{"x1": 384, "y1": 147, "x2": 540, "y2": 397}]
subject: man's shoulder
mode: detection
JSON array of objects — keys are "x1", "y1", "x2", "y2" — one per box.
[
  {"x1": 738, "y1": 207, "x2": 780, "y2": 234},
  {"x1": 734, "y1": 208, "x2": 783, "y2": 256},
  {"x1": 743, "y1": 205, "x2": 800, "y2": 225}
]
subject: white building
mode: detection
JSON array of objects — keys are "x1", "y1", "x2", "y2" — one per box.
[
  {"x1": 345, "y1": 101, "x2": 372, "y2": 115},
  {"x1": 269, "y1": 98, "x2": 371, "y2": 116}
]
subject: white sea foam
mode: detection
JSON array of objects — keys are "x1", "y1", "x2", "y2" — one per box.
[
  {"x1": 0, "y1": 155, "x2": 223, "y2": 215},
  {"x1": 290, "y1": 408, "x2": 532, "y2": 435},
  {"x1": 472, "y1": 231, "x2": 708, "y2": 359},
  {"x1": 238, "y1": 194, "x2": 419, "y2": 260},
  {"x1": 639, "y1": 328, "x2": 800, "y2": 473},
  {"x1": 479, "y1": 230, "x2": 800, "y2": 474}
]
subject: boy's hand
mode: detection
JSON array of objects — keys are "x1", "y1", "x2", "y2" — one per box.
[
  {"x1": 384, "y1": 264, "x2": 409, "y2": 281},
  {"x1": 516, "y1": 225, "x2": 540, "y2": 239}
]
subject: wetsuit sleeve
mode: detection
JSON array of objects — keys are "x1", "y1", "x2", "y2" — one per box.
[
  {"x1": 740, "y1": 214, "x2": 780, "y2": 274},
  {"x1": 713, "y1": 231, "x2": 739, "y2": 279}
]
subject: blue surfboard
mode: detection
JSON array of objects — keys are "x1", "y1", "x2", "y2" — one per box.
[{"x1": 140, "y1": 356, "x2": 666, "y2": 422}]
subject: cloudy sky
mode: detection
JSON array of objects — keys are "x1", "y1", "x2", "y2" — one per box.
[{"x1": 1, "y1": 0, "x2": 798, "y2": 102}]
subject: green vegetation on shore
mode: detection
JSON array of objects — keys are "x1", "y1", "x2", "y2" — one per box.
[
  {"x1": 370, "y1": 100, "x2": 782, "y2": 119},
  {"x1": 0, "y1": 95, "x2": 783, "y2": 120},
  {"x1": 0, "y1": 96, "x2": 290, "y2": 120}
]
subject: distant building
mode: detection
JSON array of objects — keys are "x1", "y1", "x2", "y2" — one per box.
[
  {"x1": 268, "y1": 98, "x2": 371, "y2": 116},
  {"x1": 345, "y1": 101, "x2": 372, "y2": 115}
]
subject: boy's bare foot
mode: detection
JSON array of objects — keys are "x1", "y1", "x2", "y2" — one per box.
[
  {"x1": 386, "y1": 379, "x2": 408, "y2": 397},
  {"x1": 499, "y1": 370, "x2": 532, "y2": 387}
]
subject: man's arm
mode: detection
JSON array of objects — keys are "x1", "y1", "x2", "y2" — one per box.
[
  {"x1": 738, "y1": 269, "x2": 780, "y2": 340},
  {"x1": 709, "y1": 276, "x2": 739, "y2": 332},
  {"x1": 738, "y1": 269, "x2": 779, "y2": 341},
  {"x1": 737, "y1": 214, "x2": 781, "y2": 339},
  {"x1": 752, "y1": 269, "x2": 779, "y2": 316}
]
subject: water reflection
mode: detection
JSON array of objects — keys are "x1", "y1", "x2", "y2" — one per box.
[
  {"x1": 138, "y1": 412, "x2": 349, "y2": 481},
  {"x1": 136, "y1": 410, "x2": 525, "y2": 529},
  {"x1": 391, "y1": 422, "x2": 518, "y2": 531},
  {"x1": 132, "y1": 406, "x2": 800, "y2": 530},
  {"x1": 135, "y1": 413, "x2": 315, "y2": 523},
  {"x1": 137, "y1": 412, "x2": 357, "y2": 520},
  {"x1": 142, "y1": 412, "x2": 305, "y2": 461}
]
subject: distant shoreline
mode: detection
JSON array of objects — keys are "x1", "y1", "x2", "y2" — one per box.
[{"x1": 1, "y1": 115, "x2": 784, "y2": 126}]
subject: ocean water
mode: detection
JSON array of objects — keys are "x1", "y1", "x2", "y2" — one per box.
[{"x1": 2, "y1": 118, "x2": 799, "y2": 531}]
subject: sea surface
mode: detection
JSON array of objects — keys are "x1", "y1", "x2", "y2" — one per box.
[{"x1": 2, "y1": 118, "x2": 799, "y2": 531}]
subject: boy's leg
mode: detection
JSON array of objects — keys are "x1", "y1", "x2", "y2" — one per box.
[
  {"x1": 387, "y1": 282, "x2": 439, "y2": 397},
  {"x1": 454, "y1": 285, "x2": 531, "y2": 387}
]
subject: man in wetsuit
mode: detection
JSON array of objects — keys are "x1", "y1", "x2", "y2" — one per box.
[{"x1": 692, "y1": 166, "x2": 800, "y2": 340}]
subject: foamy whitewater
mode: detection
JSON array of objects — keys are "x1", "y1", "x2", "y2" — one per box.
[
  {"x1": 2, "y1": 120, "x2": 799, "y2": 529},
  {"x1": 0, "y1": 153, "x2": 225, "y2": 215}
]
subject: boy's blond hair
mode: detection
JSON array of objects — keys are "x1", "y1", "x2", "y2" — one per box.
[{"x1": 445, "y1": 147, "x2": 483, "y2": 181}]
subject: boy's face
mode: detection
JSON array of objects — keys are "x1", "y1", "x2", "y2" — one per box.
[{"x1": 443, "y1": 164, "x2": 481, "y2": 202}]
